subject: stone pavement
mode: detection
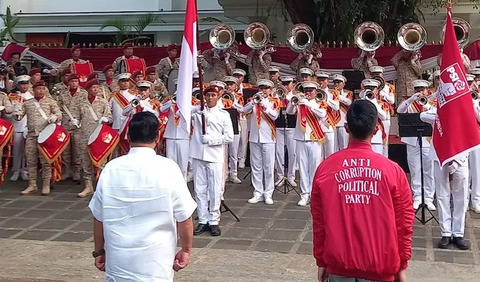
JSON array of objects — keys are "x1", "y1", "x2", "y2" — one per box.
[{"x1": 0, "y1": 168, "x2": 480, "y2": 280}]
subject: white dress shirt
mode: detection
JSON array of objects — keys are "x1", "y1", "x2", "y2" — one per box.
[
  {"x1": 243, "y1": 97, "x2": 279, "y2": 144},
  {"x1": 338, "y1": 89, "x2": 352, "y2": 127},
  {"x1": 109, "y1": 89, "x2": 136, "y2": 130},
  {"x1": 160, "y1": 100, "x2": 190, "y2": 140},
  {"x1": 89, "y1": 147, "x2": 197, "y2": 282},
  {"x1": 286, "y1": 98, "x2": 326, "y2": 141},
  {"x1": 397, "y1": 94, "x2": 431, "y2": 147}
]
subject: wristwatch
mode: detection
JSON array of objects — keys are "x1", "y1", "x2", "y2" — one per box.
[{"x1": 92, "y1": 249, "x2": 105, "y2": 258}]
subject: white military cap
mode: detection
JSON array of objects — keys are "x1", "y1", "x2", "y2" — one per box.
[
  {"x1": 173, "y1": 78, "x2": 178, "y2": 85},
  {"x1": 467, "y1": 74, "x2": 475, "y2": 82},
  {"x1": 299, "y1": 68, "x2": 314, "y2": 76},
  {"x1": 302, "y1": 81, "x2": 319, "y2": 89},
  {"x1": 280, "y1": 75, "x2": 295, "y2": 82},
  {"x1": 362, "y1": 79, "x2": 380, "y2": 88},
  {"x1": 469, "y1": 68, "x2": 480, "y2": 75},
  {"x1": 331, "y1": 74, "x2": 347, "y2": 83},
  {"x1": 433, "y1": 70, "x2": 441, "y2": 77},
  {"x1": 117, "y1": 73, "x2": 132, "y2": 81},
  {"x1": 136, "y1": 80, "x2": 152, "y2": 88},
  {"x1": 15, "y1": 75, "x2": 30, "y2": 84},
  {"x1": 222, "y1": 76, "x2": 239, "y2": 84},
  {"x1": 268, "y1": 66, "x2": 281, "y2": 73},
  {"x1": 412, "y1": 79, "x2": 430, "y2": 88},
  {"x1": 232, "y1": 69, "x2": 246, "y2": 76},
  {"x1": 369, "y1": 66, "x2": 385, "y2": 73},
  {"x1": 315, "y1": 71, "x2": 331, "y2": 79},
  {"x1": 257, "y1": 79, "x2": 274, "y2": 88},
  {"x1": 210, "y1": 80, "x2": 227, "y2": 89}
]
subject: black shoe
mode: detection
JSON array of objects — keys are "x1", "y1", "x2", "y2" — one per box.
[
  {"x1": 193, "y1": 223, "x2": 209, "y2": 235},
  {"x1": 210, "y1": 225, "x2": 221, "y2": 236},
  {"x1": 438, "y1": 236, "x2": 452, "y2": 249},
  {"x1": 452, "y1": 237, "x2": 469, "y2": 250}
]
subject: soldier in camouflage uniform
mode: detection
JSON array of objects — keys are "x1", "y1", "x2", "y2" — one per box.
[
  {"x1": 202, "y1": 47, "x2": 237, "y2": 81},
  {"x1": 51, "y1": 68, "x2": 71, "y2": 100},
  {"x1": 391, "y1": 49, "x2": 422, "y2": 104},
  {"x1": 145, "y1": 66, "x2": 168, "y2": 99},
  {"x1": 290, "y1": 47, "x2": 322, "y2": 81},
  {"x1": 87, "y1": 72, "x2": 111, "y2": 100},
  {"x1": 246, "y1": 44, "x2": 275, "y2": 86},
  {"x1": 28, "y1": 68, "x2": 52, "y2": 98},
  {"x1": 269, "y1": 66, "x2": 282, "y2": 88},
  {"x1": 156, "y1": 44, "x2": 179, "y2": 80},
  {"x1": 70, "y1": 79, "x2": 112, "y2": 198},
  {"x1": 50, "y1": 45, "x2": 87, "y2": 76},
  {"x1": 57, "y1": 74, "x2": 88, "y2": 181},
  {"x1": 101, "y1": 64, "x2": 119, "y2": 93},
  {"x1": 112, "y1": 43, "x2": 139, "y2": 74},
  {"x1": 14, "y1": 81, "x2": 62, "y2": 196},
  {"x1": 351, "y1": 50, "x2": 379, "y2": 79}
]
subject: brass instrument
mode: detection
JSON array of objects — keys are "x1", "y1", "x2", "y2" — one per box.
[
  {"x1": 222, "y1": 91, "x2": 235, "y2": 101},
  {"x1": 209, "y1": 24, "x2": 236, "y2": 50},
  {"x1": 275, "y1": 86, "x2": 288, "y2": 99},
  {"x1": 131, "y1": 98, "x2": 140, "y2": 108},
  {"x1": 354, "y1": 22, "x2": 385, "y2": 52},
  {"x1": 244, "y1": 22, "x2": 271, "y2": 50},
  {"x1": 397, "y1": 23, "x2": 427, "y2": 51},
  {"x1": 294, "y1": 83, "x2": 304, "y2": 94},
  {"x1": 193, "y1": 89, "x2": 202, "y2": 100},
  {"x1": 441, "y1": 17, "x2": 471, "y2": 48},
  {"x1": 418, "y1": 96, "x2": 428, "y2": 105},
  {"x1": 372, "y1": 75, "x2": 386, "y2": 91},
  {"x1": 317, "y1": 89, "x2": 327, "y2": 101},
  {"x1": 286, "y1": 24, "x2": 315, "y2": 53},
  {"x1": 253, "y1": 92, "x2": 263, "y2": 104},
  {"x1": 291, "y1": 94, "x2": 305, "y2": 106},
  {"x1": 365, "y1": 90, "x2": 375, "y2": 100}
]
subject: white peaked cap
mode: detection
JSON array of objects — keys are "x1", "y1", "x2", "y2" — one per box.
[
  {"x1": 280, "y1": 75, "x2": 295, "y2": 82},
  {"x1": 268, "y1": 66, "x2": 281, "y2": 73},
  {"x1": 466, "y1": 74, "x2": 475, "y2": 82},
  {"x1": 222, "y1": 76, "x2": 239, "y2": 84},
  {"x1": 257, "y1": 79, "x2": 274, "y2": 88},
  {"x1": 299, "y1": 68, "x2": 314, "y2": 76},
  {"x1": 315, "y1": 71, "x2": 330, "y2": 78},
  {"x1": 210, "y1": 80, "x2": 227, "y2": 89},
  {"x1": 302, "y1": 81, "x2": 319, "y2": 89},
  {"x1": 232, "y1": 69, "x2": 246, "y2": 76},
  {"x1": 369, "y1": 66, "x2": 385, "y2": 73},
  {"x1": 362, "y1": 79, "x2": 380, "y2": 87},
  {"x1": 136, "y1": 80, "x2": 152, "y2": 88},
  {"x1": 469, "y1": 68, "x2": 480, "y2": 75},
  {"x1": 15, "y1": 75, "x2": 30, "y2": 83},
  {"x1": 412, "y1": 79, "x2": 430, "y2": 88},
  {"x1": 331, "y1": 74, "x2": 347, "y2": 83},
  {"x1": 433, "y1": 70, "x2": 441, "y2": 77},
  {"x1": 117, "y1": 73, "x2": 132, "y2": 80}
]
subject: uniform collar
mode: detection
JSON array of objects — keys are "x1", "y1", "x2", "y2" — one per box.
[
  {"x1": 347, "y1": 140, "x2": 373, "y2": 150},
  {"x1": 128, "y1": 147, "x2": 156, "y2": 155}
]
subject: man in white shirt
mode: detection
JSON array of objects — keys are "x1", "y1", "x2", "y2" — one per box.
[
  {"x1": 89, "y1": 112, "x2": 197, "y2": 282},
  {"x1": 190, "y1": 86, "x2": 233, "y2": 236},
  {"x1": 316, "y1": 71, "x2": 340, "y2": 158},
  {"x1": 331, "y1": 74, "x2": 353, "y2": 151}
]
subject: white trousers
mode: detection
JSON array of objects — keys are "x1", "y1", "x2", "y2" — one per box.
[
  {"x1": 434, "y1": 161, "x2": 469, "y2": 237},
  {"x1": 382, "y1": 120, "x2": 391, "y2": 157},
  {"x1": 250, "y1": 142, "x2": 275, "y2": 198},
  {"x1": 275, "y1": 128, "x2": 296, "y2": 180},
  {"x1": 323, "y1": 132, "x2": 335, "y2": 159},
  {"x1": 371, "y1": 144, "x2": 383, "y2": 155},
  {"x1": 238, "y1": 120, "x2": 248, "y2": 165},
  {"x1": 227, "y1": 134, "x2": 240, "y2": 176},
  {"x1": 334, "y1": 126, "x2": 349, "y2": 152},
  {"x1": 166, "y1": 139, "x2": 190, "y2": 178},
  {"x1": 297, "y1": 141, "x2": 323, "y2": 199},
  {"x1": 12, "y1": 132, "x2": 26, "y2": 172},
  {"x1": 406, "y1": 144, "x2": 435, "y2": 203},
  {"x1": 192, "y1": 159, "x2": 223, "y2": 225},
  {"x1": 469, "y1": 147, "x2": 480, "y2": 206}
]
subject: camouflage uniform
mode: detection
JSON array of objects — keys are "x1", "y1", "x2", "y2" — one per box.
[
  {"x1": 290, "y1": 54, "x2": 321, "y2": 81},
  {"x1": 437, "y1": 52, "x2": 471, "y2": 73},
  {"x1": 203, "y1": 49, "x2": 236, "y2": 81},
  {"x1": 57, "y1": 88, "x2": 88, "y2": 180},
  {"x1": 246, "y1": 51, "x2": 272, "y2": 86},
  {"x1": 28, "y1": 85, "x2": 52, "y2": 99},
  {"x1": 149, "y1": 79, "x2": 168, "y2": 98},
  {"x1": 112, "y1": 56, "x2": 139, "y2": 74},
  {"x1": 50, "y1": 59, "x2": 87, "y2": 76},
  {"x1": 97, "y1": 84, "x2": 111, "y2": 101},
  {"x1": 156, "y1": 57, "x2": 179, "y2": 79},
  {"x1": 18, "y1": 96, "x2": 62, "y2": 195},
  {"x1": 351, "y1": 53, "x2": 379, "y2": 79},
  {"x1": 391, "y1": 50, "x2": 422, "y2": 104},
  {"x1": 51, "y1": 82, "x2": 68, "y2": 101}
]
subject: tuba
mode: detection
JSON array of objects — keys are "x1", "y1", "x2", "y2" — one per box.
[
  {"x1": 244, "y1": 22, "x2": 271, "y2": 50},
  {"x1": 286, "y1": 24, "x2": 315, "y2": 53},
  {"x1": 274, "y1": 86, "x2": 288, "y2": 100},
  {"x1": 291, "y1": 94, "x2": 305, "y2": 106},
  {"x1": 294, "y1": 83, "x2": 304, "y2": 94},
  {"x1": 209, "y1": 24, "x2": 236, "y2": 50},
  {"x1": 398, "y1": 23, "x2": 427, "y2": 51},
  {"x1": 354, "y1": 22, "x2": 385, "y2": 52},
  {"x1": 441, "y1": 17, "x2": 471, "y2": 48},
  {"x1": 372, "y1": 75, "x2": 386, "y2": 91}
]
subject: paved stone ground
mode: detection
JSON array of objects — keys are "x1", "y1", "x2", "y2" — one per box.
[{"x1": 1, "y1": 168, "x2": 480, "y2": 267}]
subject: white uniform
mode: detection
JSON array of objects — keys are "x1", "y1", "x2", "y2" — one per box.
[
  {"x1": 275, "y1": 91, "x2": 296, "y2": 182},
  {"x1": 243, "y1": 97, "x2": 279, "y2": 200},
  {"x1": 397, "y1": 95, "x2": 435, "y2": 205},
  {"x1": 335, "y1": 89, "x2": 352, "y2": 151},
  {"x1": 236, "y1": 85, "x2": 249, "y2": 167},
  {"x1": 360, "y1": 92, "x2": 388, "y2": 154},
  {"x1": 190, "y1": 105, "x2": 233, "y2": 226},
  {"x1": 160, "y1": 100, "x2": 191, "y2": 179},
  {"x1": 469, "y1": 99, "x2": 480, "y2": 210},
  {"x1": 421, "y1": 108, "x2": 469, "y2": 238},
  {"x1": 380, "y1": 84, "x2": 395, "y2": 157},
  {"x1": 286, "y1": 97, "x2": 325, "y2": 200},
  {"x1": 109, "y1": 89, "x2": 136, "y2": 130},
  {"x1": 320, "y1": 87, "x2": 340, "y2": 159}
]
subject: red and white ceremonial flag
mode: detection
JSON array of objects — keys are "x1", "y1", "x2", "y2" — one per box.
[
  {"x1": 176, "y1": 0, "x2": 198, "y2": 134},
  {"x1": 433, "y1": 6, "x2": 480, "y2": 167},
  {"x1": 1, "y1": 42, "x2": 29, "y2": 62}
]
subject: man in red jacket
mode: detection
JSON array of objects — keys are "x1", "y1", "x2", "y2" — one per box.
[{"x1": 311, "y1": 100, "x2": 414, "y2": 282}]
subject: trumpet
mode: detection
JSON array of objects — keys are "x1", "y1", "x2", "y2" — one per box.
[
  {"x1": 365, "y1": 90, "x2": 375, "y2": 100},
  {"x1": 222, "y1": 91, "x2": 235, "y2": 101},
  {"x1": 244, "y1": 22, "x2": 271, "y2": 50},
  {"x1": 354, "y1": 22, "x2": 385, "y2": 52},
  {"x1": 131, "y1": 98, "x2": 140, "y2": 108},
  {"x1": 418, "y1": 96, "x2": 429, "y2": 105},
  {"x1": 253, "y1": 92, "x2": 263, "y2": 104},
  {"x1": 317, "y1": 89, "x2": 327, "y2": 101},
  {"x1": 275, "y1": 86, "x2": 288, "y2": 100},
  {"x1": 291, "y1": 94, "x2": 306, "y2": 106},
  {"x1": 397, "y1": 23, "x2": 427, "y2": 51}
]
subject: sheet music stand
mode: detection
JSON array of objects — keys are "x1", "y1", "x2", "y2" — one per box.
[{"x1": 398, "y1": 113, "x2": 438, "y2": 225}]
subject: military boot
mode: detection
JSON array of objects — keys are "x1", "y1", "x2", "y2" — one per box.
[
  {"x1": 21, "y1": 179, "x2": 38, "y2": 195},
  {"x1": 78, "y1": 179, "x2": 94, "y2": 198},
  {"x1": 41, "y1": 179, "x2": 51, "y2": 196}
]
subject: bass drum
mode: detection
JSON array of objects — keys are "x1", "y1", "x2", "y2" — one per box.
[{"x1": 166, "y1": 68, "x2": 179, "y2": 94}]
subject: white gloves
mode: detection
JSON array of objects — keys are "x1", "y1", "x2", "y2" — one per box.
[
  {"x1": 408, "y1": 93, "x2": 421, "y2": 103},
  {"x1": 48, "y1": 115, "x2": 58, "y2": 124},
  {"x1": 260, "y1": 98, "x2": 270, "y2": 109},
  {"x1": 42, "y1": 69, "x2": 51, "y2": 74},
  {"x1": 70, "y1": 118, "x2": 80, "y2": 127},
  {"x1": 124, "y1": 104, "x2": 133, "y2": 112},
  {"x1": 0, "y1": 106, "x2": 5, "y2": 112},
  {"x1": 202, "y1": 134, "x2": 212, "y2": 145},
  {"x1": 298, "y1": 98, "x2": 308, "y2": 106},
  {"x1": 447, "y1": 161, "x2": 459, "y2": 175},
  {"x1": 99, "y1": 117, "x2": 110, "y2": 124},
  {"x1": 13, "y1": 104, "x2": 20, "y2": 112}
]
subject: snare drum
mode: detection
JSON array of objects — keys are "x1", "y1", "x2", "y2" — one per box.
[
  {"x1": 0, "y1": 118, "x2": 14, "y2": 149},
  {"x1": 88, "y1": 124, "x2": 119, "y2": 167},
  {"x1": 37, "y1": 124, "x2": 70, "y2": 164}
]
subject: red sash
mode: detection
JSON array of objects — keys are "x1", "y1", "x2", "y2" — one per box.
[
  {"x1": 255, "y1": 97, "x2": 280, "y2": 140},
  {"x1": 72, "y1": 62, "x2": 94, "y2": 88},
  {"x1": 111, "y1": 92, "x2": 130, "y2": 109},
  {"x1": 326, "y1": 90, "x2": 341, "y2": 128},
  {"x1": 411, "y1": 101, "x2": 424, "y2": 113},
  {"x1": 0, "y1": 119, "x2": 13, "y2": 184},
  {"x1": 374, "y1": 118, "x2": 387, "y2": 144},
  {"x1": 299, "y1": 104, "x2": 325, "y2": 143},
  {"x1": 222, "y1": 98, "x2": 233, "y2": 109},
  {"x1": 339, "y1": 91, "x2": 353, "y2": 114}
]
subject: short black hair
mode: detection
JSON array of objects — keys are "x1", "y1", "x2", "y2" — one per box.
[
  {"x1": 346, "y1": 100, "x2": 378, "y2": 140},
  {"x1": 10, "y1": 52, "x2": 20, "y2": 58},
  {"x1": 128, "y1": 112, "x2": 159, "y2": 144}
]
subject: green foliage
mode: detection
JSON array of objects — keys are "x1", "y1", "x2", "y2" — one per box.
[
  {"x1": 0, "y1": 6, "x2": 21, "y2": 43},
  {"x1": 99, "y1": 13, "x2": 162, "y2": 46}
]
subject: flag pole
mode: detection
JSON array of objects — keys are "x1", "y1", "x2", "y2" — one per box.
[{"x1": 195, "y1": 0, "x2": 206, "y2": 135}]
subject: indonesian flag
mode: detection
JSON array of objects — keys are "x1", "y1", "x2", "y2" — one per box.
[
  {"x1": 176, "y1": 0, "x2": 198, "y2": 135},
  {"x1": 433, "y1": 7, "x2": 480, "y2": 167},
  {"x1": 1, "y1": 42, "x2": 29, "y2": 62}
]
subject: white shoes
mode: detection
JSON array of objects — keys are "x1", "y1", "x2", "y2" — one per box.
[
  {"x1": 287, "y1": 179, "x2": 297, "y2": 188},
  {"x1": 297, "y1": 198, "x2": 309, "y2": 206},
  {"x1": 472, "y1": 204, "x2": 480, "y2": 214},
  {"x1": 426, "y1": 202, "x2": 437, "y2": 211},
  {"x1": 264, "y1": 197, "x2": 274, "y2": 205},
  {"x1": 248, "y1": 196, "x2": 264, "y2": 204},
  {"x1": 20, "y1": 171, "x2": 28, "y2": 181},
  {"x1": 230, "y1": 176, "x2": 242, "y2": 184},
  {"x1": 413, "y1": 199, "x2": 421, "y2": 210},
  {"x1": 238, "y1": 162, "x2": 245, "y2": 169},
  {"x1": 10, "y1": 171, "x2": 19, "y2": 182},
  {"x1": 275, "y1": 178, "x2": 285, "y2": 187}
]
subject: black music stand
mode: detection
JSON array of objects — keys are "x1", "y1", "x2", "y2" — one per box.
[
  {"x1": 275, "y1": 107, "x2": 299, "y2": 195},
  {"x1": 222, "y1": 108, "x2": 240, "y2": 222},
  {"x1": 398, "y1": 113, "x2": 438, "y2": 225}
]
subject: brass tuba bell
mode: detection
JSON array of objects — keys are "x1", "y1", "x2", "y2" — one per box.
[
  {"x1": 353, "y1": 22, "x2": 385, "y2": 52},
  {"x1": 244, "y1": 22, "x2": 271, "y2": 50},
  {"x1": 274, "y1": 86, "x2": 288, "y2": 100},
  {"x1": 209, "y1": 24, "x2": 236, "y2": 50},
  {"x1": 441, "y1": 17, "x2": 471, "y2": 48},
  {"x1": 398, "y1": 23, "x2": 427, "y2": 51},
  {"x1": 286, "y1": 24, "x2": 315, "y2": 53}
]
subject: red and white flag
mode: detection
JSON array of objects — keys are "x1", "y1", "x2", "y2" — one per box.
[
  {"x1": 433, "y1": 7, "x2": 480, "y2": 167},
  {"x1": 1, "y1": 42, "x2": 29, "y2": 62},
  {"x1": 176, "y1": 0, "x2": 198, "y2": 134}
]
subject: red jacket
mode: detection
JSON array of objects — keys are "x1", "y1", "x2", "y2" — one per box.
[{"x1": 311, "y1": 141, "x2": 414, "y2": 282}]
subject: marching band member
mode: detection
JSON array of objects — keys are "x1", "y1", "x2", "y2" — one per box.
[
  {"x1": 370, "y1": 66, "x2": 395, "y2": 157},
  {"x1": 101, "y1": 64, "x2": 119, "y2": 93},
  {"x1": 232, "y1": 68, "x2": 251, "y2": 168},
  {"x1": 110, "y1": 73, "x2": 137, "y2": 132},
  {"x1": 430, "y1": 70, "x2": 441, "y2": 94},
  {"x1": 420, "y1": 107, "x2": 470, "y2": 250},
  {"x1": 331, "y1": 74, "x2": 353, "y2": 151},
  {"x1": 131, "y1": 70, "x2": 144, "y2": 84},
  {"x1": 246, "y1": 44, "x2": 275, "y2": 86},
  {"x1": 274, "y1": 75, "x2": 297, "y2": 188},
  {"x1": 470, "y1": 68, "x2": 480, "y2": 83},
  {"x1": 360, "y1": 79, "x2": 388, "y2": 154},
  {"x1": 190, "y1": 86, "x2": 233, "y2": 237},
  {"x1": 7, "y1": 75, "x2": 32, "y2": 182},
  {"x1": 50, "y1": 45, "x2": 87, "y2": 76},
  {"x1": 299, "y1": 68, "x2": 314, "y2": 82},
  {"x1": 351, "y1": 50, "x2": 378, "y2": 78},
  {"x1": 28, "y1": 68, "x2": 51, "y2": 98},
  {"x1": 391, "y1": 49, "x2": 422, "y2": 104},
  {"x1": 51, "y1": 68, "x2": 71, "y2": 100},
  {"x1": 15, "y1": 81, "x2": 62, "y2": 196},
  {"x1": 243, "y1": 79, "x2": 280, "y2": 205},
  {"x1": 316, "y1": 71, "x2": 340, "y2": 158},
  {"x1": 438, "y1": 50, "x2": 471, "y2": 73},
  {"x1": 156, "y1": 44, "x2": 179, "y2": 81},
  {"x1": 397, "y1": 80, "x2": 436, "y2": 210},
  {"x1": 87, "y1": 72, "x2": 111, "y2": 101},
  {"x1": 269, "y1": 66, "x2": 281, "y2": 87},
  {"x1": 123, "y1": 81, "x2": 160, "y2": 117},
  {"x1": 223, "y1": 76, "x2": 242, "y2": 184},
  {"x1": 112, "y1": 43, "x2": 140, "y2": 74},
  {"x1": 71, "y1": 79, "x2": 112, "y2": 198},
  {"x1": 145, "y1": 66, "x2": 168, "y2": 99},
  {"x1": 286, "y1": 81, "x2": 325, "y2": 206},
  {"x1": 232, "y1": 68, "x2": 252, "y2": 94},
  {"x1": 202, "y1": 47, "x2": 237, "y2": 81},
  {"x1": 291, "y1": 46, "x2": 321, "y2": 81},
  {"x1": 58, "y1": 74, "x2": 88, "y2": 181},
  {"x1": 469, "y1": 74, "x2": 480, "y2": 214}
]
